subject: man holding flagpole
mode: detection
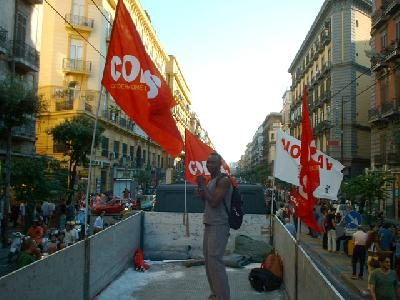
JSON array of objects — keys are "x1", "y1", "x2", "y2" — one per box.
[{"x1": 197, "y1": 152, "x2": 233, "y2": 300}]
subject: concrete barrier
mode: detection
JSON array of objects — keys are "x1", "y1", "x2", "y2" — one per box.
[
  {"x1": 144, "y1": 212, "x2": 270, "y2": 259},
  {"x1": 0, "y1": 212, "x2": 142, "y2": 300},
  {"x1": 273, "y1": 217, "x2": 344, "y2": 300}
]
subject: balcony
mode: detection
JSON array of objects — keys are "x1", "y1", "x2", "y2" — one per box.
[
  {"x1": 62, "y1": 58, "x2": 92, "y2": 74},
  {"x1": 372, "y1": 7, "x2": 387, "y2": 29},
  {"x1": 101, "y1": 110, "x2": 136, "y2": 133},
  {"x1": 321, "y1": 61, "x2": 331, "y2": 74},
  {"x1": 9, "y1": 40, "x2": 40, "y2": 72},
  {"x1": 0, "y1": 27, "x2": 7, "y2": 54},
  {"x1": 371, "y1": 57, "x2": 387, "y2": 72},
  {"x1": 65, "y1": 14, "x2": 94, "y2": 31},
  {"x1": 385, "y1": 0, "x2": 400, "y2": 15},
  {"x1": 387, "y1": 152, "x2": 400, "y2": 165},
  {"x1": 368, "y1": 106, "x2": 381, "y2": 122},
  {"x1": 381, "y1": 100, "x2": 399, "y2": 118},
  {"x1": 385, "y1": 40, "x2": 400, "y2": 62},
  {"x1": 23, "y1": 0, "x2": 43, "y2": 4},
  {"x1": 320, "y1": 31, "x2": 331, "y2": 47},
  {"x1": 12, "y1": 124, "x2": 35, "y2": 142}
]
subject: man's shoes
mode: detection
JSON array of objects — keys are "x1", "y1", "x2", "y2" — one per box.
[{"x1": 351, "y1": 275, "x2": 358, "y2": 280}]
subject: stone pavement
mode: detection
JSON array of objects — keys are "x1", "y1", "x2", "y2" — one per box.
[
  {"x1": 96, "y1": 261, "x2": 285, "y2": 300},
  {"x1": 300, "y1": 229, "x2": 370, "y2": 299}
]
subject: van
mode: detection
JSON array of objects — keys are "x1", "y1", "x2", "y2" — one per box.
[{"x1": 154, "y1": 183, "x2": 266, "y2": 214}]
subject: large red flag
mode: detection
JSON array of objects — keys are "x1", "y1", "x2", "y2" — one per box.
[
  {"x1": 184, "y1": 129, "x2": 235, "y2": 185},
  {"x1": 101, "y1": 0, "x2": 183, "y2": 157},
  {"x1": 291, "y1": 87, "x2": 322, "y2": 233}
]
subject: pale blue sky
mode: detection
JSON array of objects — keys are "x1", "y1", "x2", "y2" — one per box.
[{"x1": 140, "y1": 0, "x2": 325, "y2": 162}]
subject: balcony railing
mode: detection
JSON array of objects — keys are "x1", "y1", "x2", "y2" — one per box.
[
  {"x1": 372, "y1": 7, "x2": 386, "y2": 29},
  {"x1": 12, "y1": 124, "x2": 35, "y2": 141},
  {"x1": 368, "y1": 106, "x2": 381, "y2": 122},
  {"x1": 0, "y1": 27, "x2": 7, "y2": 54},
  {"x1": 65, "y1": 14, "x2": 94, "y2": 29},
  {"x1": 10, "y1": 40, "x2": 40, "y2": 71},
  {"x1": 381, "y1": 100, "x2": 399, "y2": 117},
  {"x1": 385, "y1": 0, "x2": 400, "y2": 15},
  {"x1": 62, "y1": 58, "x2": 92, "y2": 74}
]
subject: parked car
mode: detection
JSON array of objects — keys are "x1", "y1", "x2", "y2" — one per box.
[
  {"x1": 91, "y1": 198, "x2": 125, "y2": 215},
  {"x1": 141, "y1": 195, "x2": 156, "y2": 211}
]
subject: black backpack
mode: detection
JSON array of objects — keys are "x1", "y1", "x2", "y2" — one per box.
[
  {"x1": 217, "y1": 174, "x2": 244, "y2": 230},
  {"x1": 248, "y1": 268, "x2": 282, "y2": 292}
]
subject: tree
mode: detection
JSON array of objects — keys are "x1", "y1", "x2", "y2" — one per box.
[
  {"x1": 51, "y1": 115, "x2": 104, "y2": 191},
  {"x1": 0, "y1": 78, "x2": 41, "y2": 245},
  {"x1": 342, "y1": 172, "x2": 390, "y2": 224}
]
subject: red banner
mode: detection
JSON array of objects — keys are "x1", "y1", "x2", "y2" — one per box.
[
  {"x1": 101, "y1": 0, "x2": 183, "y2": 157},
  {"x1": 184, "y1": 129, "x2": 234, "y2": 185},
  {"x1": 291, "y1": 87, "x2": 322, "y2": 233}
]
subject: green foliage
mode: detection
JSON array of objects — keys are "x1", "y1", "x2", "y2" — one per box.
[
  {"x1": 237, "y1": 163, "x2": 270, "y2": 185},
  {"x1": 51, "y1": 115, "x2": 104, "y2": 189},
  {"x1": 342, "y1": 172, "x2": 390, "y2": 223},
  {"x1": 4, "y1": 156, "x2": 68, "y2": 203},
  {"x1": 0, "y1": 78, "x2": 41, "y2": 130}
]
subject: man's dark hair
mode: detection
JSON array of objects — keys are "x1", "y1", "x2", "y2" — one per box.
[
  {"x1": 21, "y1": 238, "x2": 35, "y2": 251},
  {"x1": 210, "y1": 151, "x2": 222, "y2": 162}
]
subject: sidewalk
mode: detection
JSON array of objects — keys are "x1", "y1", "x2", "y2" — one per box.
[{"x1": 300, "y1": 230, "x2": 370, "y2": 299}]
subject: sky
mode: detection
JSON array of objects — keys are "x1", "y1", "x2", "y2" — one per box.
[{"x1": 140, "y1": 0, "x2": 325, "y2": 163}]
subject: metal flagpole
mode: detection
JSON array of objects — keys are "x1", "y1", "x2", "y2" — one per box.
[
  {"x1": 269, "y1": 176, "x2": 275, "y2": 246},
  {"x1": 184, "y1": 180, "x2": 189, "y2": 236},
  {"x1": 84, "y1": 86, "x2": 104, "y2": 237}
]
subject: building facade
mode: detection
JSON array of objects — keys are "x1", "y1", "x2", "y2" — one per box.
[
  {"x1": 36, "y1": 0, "x2": 195, "y2": 193},
  {"x1": 0, "y1": 0, "x2": 42, "y2": 159},
  {"x1": 369, "y1": 0, "x2": 400, "y2": 220},
  {"x1": 262, "y1": 113, "x2": 282, "y2": 171},
  {"x1": 289, "y1": 0, "x2": 372, "y2": 178},
  {"x1": 281, "y1": 90, "x2": 292, "y2": 132}
]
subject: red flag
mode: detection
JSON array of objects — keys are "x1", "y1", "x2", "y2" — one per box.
[
  {"x1": 101, "y1": 0, "x2": 183, "y2": 157},
  {"x1": 291, "y1": 87, "x2": 322, "y2": 233},
  {"x1": 184, "y1": 129, "x2": 235, "y2": 185}
]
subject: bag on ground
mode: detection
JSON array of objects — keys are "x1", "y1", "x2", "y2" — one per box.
[{"x1": 248, "y1": 268, "x2": 282, "y2": 292}]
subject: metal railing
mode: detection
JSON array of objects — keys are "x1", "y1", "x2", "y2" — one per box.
[
  {"x1": 65, "y1": 14, "x2": 94, "y2": 28},
  {"x1": 10, "y1": 40, "x2": 39, "y2": 68},
  {"x1": 63, "y1": 58, "x2": 92, "y2": 73}
]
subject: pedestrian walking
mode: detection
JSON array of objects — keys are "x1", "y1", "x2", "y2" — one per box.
[
  {"x1": 326, "y1": 209, "x2": 336, "y2": 252},
  {"x1": 369, "y1": 256, "x2": 400, "y2": 300},
  {"x1": 352, "y1": 225, "x2": 368, "y2": 280},
  {"x1": 197, "y1": 152, "x2": 233, "y2": 300}
]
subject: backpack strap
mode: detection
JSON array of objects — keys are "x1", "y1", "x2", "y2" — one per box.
[{"x1": 216, "y1": 173, "x2": 230, "y2": 216}]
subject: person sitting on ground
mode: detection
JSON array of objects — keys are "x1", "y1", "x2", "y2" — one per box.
[
  {"x1": 369, "y1": 256, "x2": 400, "y2": 300},
  {"x1": 16, "y1": 238, "x2": 40, "y2": 269},
  {"x1": 284, "y1": 218, "x2": 296, "y2": 237}
]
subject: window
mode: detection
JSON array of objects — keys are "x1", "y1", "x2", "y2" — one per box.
[
  {"x1": 157, "y1": 155, "x2": 161, "y2": 168},
  {"x1": 122, "y1": 143, "x2": 127, "y2": 157},
  {"x1": 380, "y1": 75, "x2": 389, "y2": 103},
  {"x1": 113, "y1": 141, "x2": 120, "y2": 158},
  {"x1": 70, "y1": 39, "x2": 84, "y2": 61},
  {"x1": 16, "y1": 11, "x2": 27, "y2": 42},
  {"x1": 53, "y1": 141, "x2": 67, "y2": 153},
  {"x1": 143, "y1": 150, "x2": 146, "y2": 163},
  {"x1": 381, "y1": 30, "x2": 387, "y2": 49},
  {"x1": 101, "y1": 137, "x2": 109, "y2": 157},
  {"x1": 72, "y1": 0, "x2": 84, "y2": 16},
  {"x1": 130, "y1": 146, "x2": 134, "y2": 161},
  {"x1": 396, "y1": 20, "x2": 400, "y2": 41},
  {"x1": 356, "y1": 20, "x2": 359, "y2": 27}
]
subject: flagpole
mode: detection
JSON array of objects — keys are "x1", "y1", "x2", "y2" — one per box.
[
  {"x1": 184, "y1": 179, "x2": 189, "y2": 236},
  {"x1": 269, "y1": 176, "x2": 275, "y2": 246},
  {"x1": 84, "y1": 86, "x2": 103, "y2": 237}
]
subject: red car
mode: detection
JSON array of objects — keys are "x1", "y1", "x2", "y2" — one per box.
[{"x1": 91, "y1": 198, "x2": 125, "y2": 215}]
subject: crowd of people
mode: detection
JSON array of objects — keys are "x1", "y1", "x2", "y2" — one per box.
[
  {"x1": 276, "y1": 199, "x2": 400, "y2": 299},
  {"x1": 6, "y1": 194, "x2": 108, "y2": 270}
]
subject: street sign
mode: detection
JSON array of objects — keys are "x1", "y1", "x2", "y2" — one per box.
[{"x1": 344, "y1": 210, "x2": 362, "y2": 229}]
